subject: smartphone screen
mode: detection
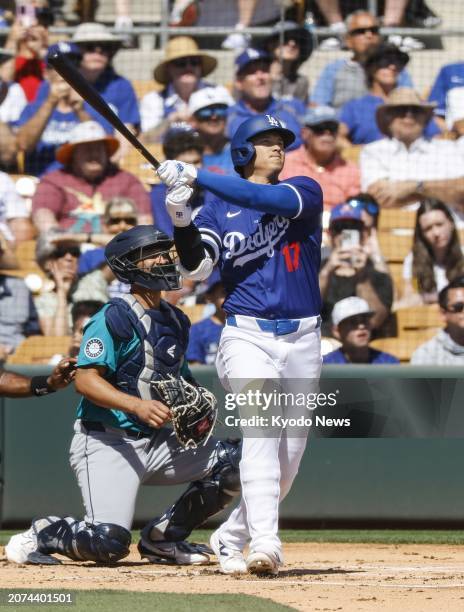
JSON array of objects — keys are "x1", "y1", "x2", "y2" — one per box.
[{"x1": 340, "y1": 229, "x2": 360, "y2": 249}]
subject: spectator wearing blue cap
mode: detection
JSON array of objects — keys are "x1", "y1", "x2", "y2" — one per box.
[
  {"x1": 15, "y1": 42, "x2": 113, "y2": 176},
  {"x1": 280, "y1": 106, "x2": 360, "y2": 210},
  {"x1": 186, "y1": 272, "x2": 226, "y2": 365},
  {"x1": 319, "y1": 201, "x2": 393, "y2": 336},
  {"x1": 141, "y1": 37, "x2": 217, "y2": 144},
  {"x1": 226, "y1": 48, "x2": 304, "y2": 150}
]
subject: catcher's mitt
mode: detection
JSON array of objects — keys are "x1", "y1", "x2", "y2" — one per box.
[{"x1": 151, "y1": 375, "x2": 217, "y2": 449}]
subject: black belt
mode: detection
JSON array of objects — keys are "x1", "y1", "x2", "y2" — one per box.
[{"x1": 81, "y1": 420, "x2": 151, "y2": 440}]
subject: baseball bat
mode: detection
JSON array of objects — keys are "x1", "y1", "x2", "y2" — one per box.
[{"x1": 48, "y1": 52, "x2": 160, "y2": 169}]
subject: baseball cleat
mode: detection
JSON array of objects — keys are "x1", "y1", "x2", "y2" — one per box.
[
  {"x1": 246, "y1": 550, "x2": 281, "y2": 576},
  {"x1": 5, "y1": 521, "x2": 62, "y2": 565},
  {"x1": 138, "y1": 539, "x2": 210, "y2": 565},
  {"x1": 209, "y1": 530, "x2": 247, "y2": 575},
  {"x1": 5, "y1": 528, "x2": 37, "y2": 564}
]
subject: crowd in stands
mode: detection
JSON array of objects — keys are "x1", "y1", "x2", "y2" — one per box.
[{"x1": 0, "y1": 0, "x2": 464, "y2": 366}]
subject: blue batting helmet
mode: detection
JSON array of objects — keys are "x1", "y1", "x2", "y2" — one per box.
[
  {"x1": 230, "y1": 114, "x2": 296, "y2": 170},
  {"x1": 105, "y1": 225, "x2": 181, "y2": 291}
]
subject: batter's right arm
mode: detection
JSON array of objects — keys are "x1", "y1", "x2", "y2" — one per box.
[{"x1": 75, "y1": 366, "x2": 171, "y2": 428}]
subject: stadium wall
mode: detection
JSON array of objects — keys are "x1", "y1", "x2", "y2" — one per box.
[{"x1": 1, "y1": 366, "x2": 464, "y2": 527}]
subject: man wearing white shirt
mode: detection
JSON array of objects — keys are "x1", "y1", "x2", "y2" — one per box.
[
  {"x1": 361, "y1": 88, "x2": 464, "y2": 225},
  {"x1": 0, "y1": 172, "x2": 34, "y2": 242}
]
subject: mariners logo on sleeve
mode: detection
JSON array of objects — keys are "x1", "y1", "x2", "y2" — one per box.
[{"x1": 85, "y1": 338, "x2": 104, "y2": 359}]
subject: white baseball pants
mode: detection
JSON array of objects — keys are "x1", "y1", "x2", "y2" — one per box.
[{"x1": 215, "y1": 315, "x2": 322, "y2": 558}]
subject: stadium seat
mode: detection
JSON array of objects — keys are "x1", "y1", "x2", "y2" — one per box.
[
  {"x1": 378, "y1": 209, "x2": 416, "y2": 232},
  {"x1": 179, "y1": 304, "x2": 207, "y2": 325},
  {"x1": 7, "y1": 335, "x2": 71, "y2": 365},
  {"x1": 395, "y1": 304, "x2": 442, "y2": 333},
  {"x1": 378, "y1": 233, "x2": 413, "y2": 262},
  {"x1": 119, "y1": 144, "x2": 164, "y2": 187},
  {"x1": 371, "y1": 330, "x2": 436, "y2": 363}
]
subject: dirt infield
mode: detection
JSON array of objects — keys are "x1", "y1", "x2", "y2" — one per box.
[{"x1": 2, "y1": 542, "x2": 464, "y2": 611}]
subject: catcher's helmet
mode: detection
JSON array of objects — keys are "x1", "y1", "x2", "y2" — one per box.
[
  {"x1": 230, "y1": 114, "x2": 295, "y2": 170},
  {"x1": 105, "y1": 225, "x2": 181, "y2": 291}
]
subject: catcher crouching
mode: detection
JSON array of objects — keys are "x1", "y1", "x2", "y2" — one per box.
[{"x1": 6, "y1": 225, "x2": 241, "y2": 567}]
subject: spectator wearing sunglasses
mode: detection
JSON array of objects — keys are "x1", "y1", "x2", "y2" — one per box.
[
  {"x1": 410, "y1": 277, "x2": 464, "y2": 365},
  {"x1": 323, "y1": 297, "x2": 399, "y2": 364},
  {"x1": 338, "y1": 42, "x2": 434, "y2": 148},
  {"x1": 188, "y1": 86, "x2": 236, "y2": 176},
  {"x1": 280, "y1": 107, "x2": 360, "y2": 210},
  {"x1": 361, "y1": 88, "x2": 464, "y2": 223},
  {"x1": 141, "y1": 37, "x2": 217, "y2": 144},
  {"x1": 312, "y1": 11, "x2": 412, "y2": 110},
  {"x1": 261, "y1": 21, "x2": 313, "y2": 105},
  {"x1": 15, "y1": 43, "x2": 114, "y2": 176},
  {"x1": 226, "y1": 48, "x2": 303, "y2": 150},
  {"x1": 71, "y1": 23, "x2": 140, "y2": 156},
  {"x1": 35, "y1": 232, "x2": 85, "y2": 336},
  {"x1": 400, "y1": 199, "x2": 464, "y2": 308},
  {"x1": 73, "y1": 198, "x2": 138, "y2": 303},
  {"x1": 31, "y1": 121, "x2": 152, "y2": 234}
]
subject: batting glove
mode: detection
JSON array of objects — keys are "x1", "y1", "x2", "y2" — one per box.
[
  {"x1": 166, "y1": 183, "x2": 194, "y2": 227},
  {"x1": 157, "y1": 160, "x2": 197, "y2": 187}
]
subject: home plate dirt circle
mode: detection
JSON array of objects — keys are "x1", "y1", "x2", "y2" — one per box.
[{"x1": 2, "y1": 542, "x2": 464, "y2": 611}]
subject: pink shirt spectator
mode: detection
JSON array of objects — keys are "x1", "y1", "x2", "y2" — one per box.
[
  {"x1": 280, "y1": 145, "x2": 361, "y2": 210},
  {"x1": 32, "y1": 167, "x2": 151, "y2": 232}
]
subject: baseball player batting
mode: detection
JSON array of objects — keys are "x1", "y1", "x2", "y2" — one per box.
[
  {"x1": 5, "y1": 226, "x2": 240, "y2": 566},
  {"x1": 157, "y1": 114, "x2": 323, "y2": 576}
]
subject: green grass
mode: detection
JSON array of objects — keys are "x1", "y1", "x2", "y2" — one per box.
[
  {"x1": 3, "y1": 529, "x2": 464, "y2": 547},
  {"x1": 0, "y1": 591, "x2": 295, "y2": 612}
]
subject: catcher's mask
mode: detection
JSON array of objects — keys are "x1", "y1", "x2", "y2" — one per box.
[{"x1": 105, "y1": 225, "x2": 182, "y2": 291}]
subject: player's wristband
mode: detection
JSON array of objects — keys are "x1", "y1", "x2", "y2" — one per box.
[{"x1": 30, "y1": 376, "x2": 56, "y2": 397}]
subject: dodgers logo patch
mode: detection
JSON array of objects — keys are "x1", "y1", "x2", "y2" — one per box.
[{"x1": 85, "y1": 338, "x2": 104, "y2": 359}]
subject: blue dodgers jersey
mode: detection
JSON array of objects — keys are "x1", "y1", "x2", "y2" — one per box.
[
  {"x1": 186, "y1": 317, "x2": 224, "y2": 364},
  {"x1": 194, "y1": 176, "x2": 322, "y2": 319}
]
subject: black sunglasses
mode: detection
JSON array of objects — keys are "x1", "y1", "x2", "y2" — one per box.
[
  {"x1": 391, "y1": 105, "x2": 428, "y2": 118},
  {"x1": 171, "y1": 57, "x2": 202, "y2": 69},
  {"x1": 53, "y1": 246, "x2": 80, "y2": 259},
  {"x1": 80, "y1": 43, "x2": 114, "y2": 54},
  {"x1": 310, "y1": 122, "x2": 338, "y2": 135},
  {"x1": 195, "y1": 105, "x2": 228, "y2": 120},
  {"x1": 374, "y1": 56, "x2": 403, "y2": 70},
  {"x1": 445, "y1": 302, "x2": 464, "y2": 314},
  {"x1": 107, "y1": 216, "x2": 137, "y2": 226},
  {"x1": 349, "y1": 26, "x2": 380, "y2": 36}
]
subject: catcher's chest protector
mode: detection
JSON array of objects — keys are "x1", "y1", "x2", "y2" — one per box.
[{"x1": 105, "y1": 295, "x2": 189, "y2": 410}]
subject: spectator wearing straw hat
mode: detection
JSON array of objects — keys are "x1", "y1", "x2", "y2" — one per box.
[
  {"x1": 32, "y1": 121, "x2": 152, "y2": 235},
  {"x1": 188, "y1": 86, "x2": 236, "y2": 176},
  {"x1": 70, "y1": 23, "x2": 140, "y2": 136},
  {"x1": 140, "y1": 36, "x2": 217, "y2": 144},
  {"x1": 361, "y1": 88, "x2": 464, "y2": 225}
]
